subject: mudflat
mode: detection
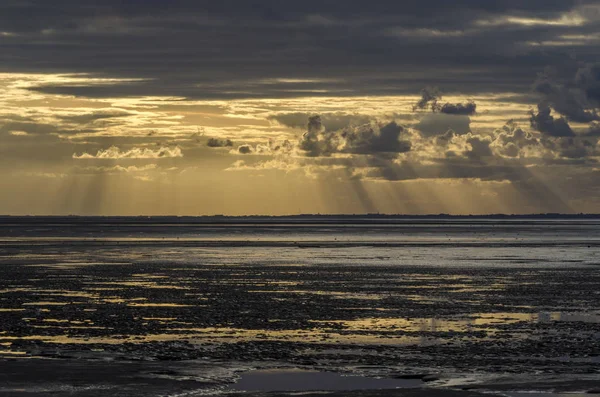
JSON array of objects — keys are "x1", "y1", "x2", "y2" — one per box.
[{"x1": 0, "y1": 217, "x2": 599, "y2": 396}]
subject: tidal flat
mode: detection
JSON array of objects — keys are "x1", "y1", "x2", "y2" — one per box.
[{"x1": 0, "y1": 217, "x2": 599, "y2": 396}]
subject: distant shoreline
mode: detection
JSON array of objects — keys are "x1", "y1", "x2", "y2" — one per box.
[{"x1": 1, "y1": 213, "x2": 600, "y2": 225}]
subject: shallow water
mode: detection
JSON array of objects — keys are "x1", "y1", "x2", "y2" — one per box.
[
  {"x1": 505, "y1": 391, "x2": 591, "y2": 397},
  {"x1": 230, "y1": 369, "x2": 422, "y2": 391}
]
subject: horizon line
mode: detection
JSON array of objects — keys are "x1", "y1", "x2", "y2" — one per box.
[{"x1": 1, "y1": 213, "x2": 600, "y2": 218}]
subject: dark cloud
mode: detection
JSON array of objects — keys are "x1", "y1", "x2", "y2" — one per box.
[
  {"x1": 341, "y1": 122, "x2": 411, "y2": 154},
  {"x1": 464, "y1": 135, "x2": 493, "y2": 160},
  {"x1": 588, "y1": 122, "x2": 600, "y2": 137},
  {"x1": 529, "y1": 103, "x2": 574, "y2": 137},
  {"x1": 0, "y1": 1, "x2": 596, "y2": 99},
  {"x1": 576, "y1": 63, "x2": 600, "y2": 104},
  {"x1": 238, "y1": 145, "x2": 253, "y2": 154},
  {"x1": 533, "y1": 69, "x2": 600, "y2": 124},
  {"x1": 413, "y1": 87, "x2": 442, "y2": 112},
  {"x1": 299, "y1": 116, "x2": 339, "y2": 157},
  {"x1": 541, "y1": 136, "x2": 598, "y2": 159},
  {"x1": 413, "y1": 87, "x2": 477, "y2": 115},
  {"x1": 298, "y1": 116, "x2": 411, "y2": 156},
  {"x1": 440, "y1": 101, "x2": 477, "y2": 116},
  {"x1": 206, "y1": 138, "x2": 233, "y2": 147}
]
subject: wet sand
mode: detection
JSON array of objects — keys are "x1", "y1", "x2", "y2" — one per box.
[{"x1": 0, "y1": 217, "x2": 599, "y2": 395}]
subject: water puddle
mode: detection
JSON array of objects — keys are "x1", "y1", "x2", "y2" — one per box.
[
  {"x1": 229, "y1": 369, "x2": 421, "y2": 392},
  {"x1": 311, "y1": 311, "x2": 600, "y2": 334},
  {"x1": 506, "y1": 393, "x2": 590, "y2": 397},
  {"x1": 127, "y1": 303, "x2": 193, "y2": 307}
]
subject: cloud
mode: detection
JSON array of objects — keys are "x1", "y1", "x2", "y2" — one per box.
[
  {"x1": 414, "y1": 113, "x2": 471, "y2": 136},
  {"x1": 491, "y1": 121, "x2": 539, "y2": 157},
  {"x1": 232, "y1": 139, "x2": 294, "y2": 155},
  {"x1": 529, "y1": 103, "x2": 574, "y2": 137},
  {"x1": 226, "y1": 159, "x2": 302, "y2": 173},
  {"x1": 73, "y1": 146, "x2": 183, "y2": 159},
  {"x1": 19, "y1": 171, "x2": 68, "y2": 179},
  {"x1": 413, "y1": 87, "x2": 477, "y2": 115},
  {"x1": 298, "y1": 116, "x2": 411, "y2": 156},
  {"x1": 57, "y1": 110, "x2": 132, "y2": 124},
  {"x1": 341, "y1": 121, "x2": 411, "y2": 154},
  {"x1": 464, "y1": 135, "x2": 493, "y2": 160},
  {"x1": 206, "y1": 137, "x2": 233, "y2": 147},
  {"x1": 0, "y1": 121, "x2": 58, "y2": 136},
  {"x1": 299, "y1": 115, "x2": 340, "y2": 157},
  {"x1": 434, "y1": 129, "x2": 456, "y2": 146},
  {"x1": 352, "y1": 158, "x2": 524, "y2": 183},
  {"x1": 1, "y1": 1, "x2": 594, "y2": 101},
  {"x1": 541, "y1": 136, "x2": 597, "y2": 159},
  {"x1": 74, "y1": 164, "x2": 158, "y2": 174},
  {"x1": 413, "y1": 87, "x2": 442, "y2": 112},
  {"x1": 588, "y1": 122, "x2": 600, "y2": 136},
  {"x1": 237, "y1": 145, "x2": 253, "y2": 154},
  {"x1": 440, "y1": 101, "x2": 477, "y2": 116},
  {"x1": 576, "y1": 63, "x2": 600, "y2": 105},
  {"x1": 225, "y1": 158, "x2": 345, "y2": 179},
  {"x1": 9, "y1": 130, "x2": 30, "y2": 136},
  {"x1": 269, "y1": 112, "x2": 372, "y2": 131},
  {"x1": 533, "y1": 66, "x2": 600, "y2": 124}
]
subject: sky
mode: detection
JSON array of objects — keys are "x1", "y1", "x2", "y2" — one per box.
[{"x1": 1, "y1": 1, "x2": 600, "y2": 215}]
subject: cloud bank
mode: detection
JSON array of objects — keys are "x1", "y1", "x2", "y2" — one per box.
[{"x1": 73, "y1": 146, "x2": 183, "y2": 159}]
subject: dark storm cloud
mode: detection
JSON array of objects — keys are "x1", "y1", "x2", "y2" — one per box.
[
  {"x1": 529, "y1": 103, "x2": 575, "y2": 137},
  {"x1": 533, "y1": 67, "x2": 600, "y2": 124},
  {"x1": 0, "y1": 0, "x2": 598, "y2": 99}
]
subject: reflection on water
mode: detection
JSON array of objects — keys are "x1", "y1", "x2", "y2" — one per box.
[
  {"x1": 230, "y1": 369, "x2": 422, "y2": 391},
  {"x1": 311, "y1": 312, "x2": 600, "y2": 334},
  {"x1": 1, "y1": 309, "x2": 598, "y2": 350},
  {"x1": 507, "y1": 394, "x2": 590, "y2": 397},
  {"x1": 0, "y1": 350, "x2": 27, "y2": 356}
]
